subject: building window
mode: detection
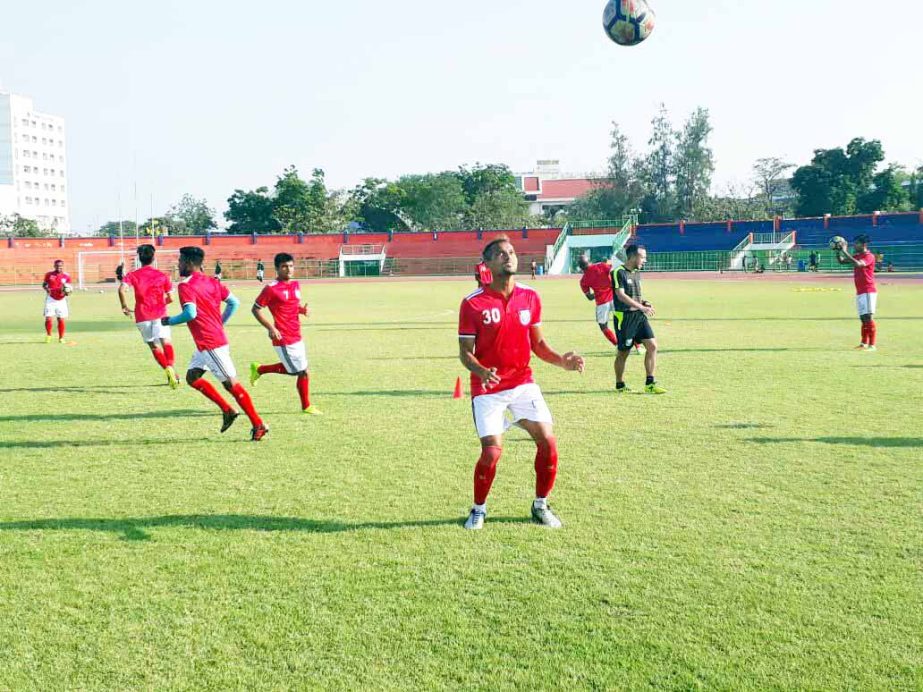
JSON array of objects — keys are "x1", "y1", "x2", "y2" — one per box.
[
  {"x1": 21, "y1": 118, "x2": 28, "y2": 126},
  {"x1": 61, "y1": 185, "x2": 66, "y2": 193},
  {"x1": 60, "y1": 171, "x2": 64, "y2": 178},
  {"x1": 25, "y1": 197, "x2": 31, "y2": 205},
  {"x1": 32, "y1": 136, "x2": 37, "y2": 143}
]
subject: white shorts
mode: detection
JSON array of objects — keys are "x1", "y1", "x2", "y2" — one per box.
[
  {"x1": 856, "y1": 293, "x2": 878, "y2": 317},
  {"x1": 472, "y1": 382, "x2": 553, "y2": 439},
  {"x1": 136, "y1": 319, "x2": 172, "y2": 344},
  {"x1": 274, "y1": 341, "x2": 309, "y2": 374},
  {"x1": 43, "y1": 297, "x2": 68, "y2": 319},
  {"x1": 189, "y1": 345, "x2": 237, "y2": 383},
  {"x1": 595, "y1": 301, "x2": 614, "y2": 325}
]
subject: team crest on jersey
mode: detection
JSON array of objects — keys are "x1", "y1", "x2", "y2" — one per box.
[{"x1": 518, "y1": 309, "x2": 531, "y2": 326}]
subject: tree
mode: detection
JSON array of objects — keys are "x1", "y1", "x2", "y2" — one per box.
[
  {"x1": 397, "y1": 172, "x2": 466, "y2": 230},
  {"x1": 752, "y1": 157, "x2": 794, "y2": 216},
  {"x1": 791, "y1": 138, "x2": 884, "y2": 216},
  {"x1": 674, "y1": 107, "x2": 714, "y2": 219},
  {"x1": 641, "y1": 104, "x2": 677, "y2": 222},
  {"x1": 566, "y1": 122, "x2": 644, "y2": 222},
  {"x1": 95, "y1": 220, "x2": 138, "y2": 237},
  {"x1": 346, "y1": 178, "x2": 410, "y2": 232},
  {"x1": 273, "y1": 166, "x2": 342, "y2": 233},
  {"x1": 858, "y1": 164, "x2": 910, "y2": 213},
  {"x1": 458, "y1": 164, "x2": 531, "y2": 229},
  {"x1": 224, "y1": 186, "x2": 281, "y2": 234},
  {"x1": 168, "y1": 195, "x2": 217, "y2": 234},
  {"x1": 0, "y1": 213, "x2": 47, "y2": 237}
]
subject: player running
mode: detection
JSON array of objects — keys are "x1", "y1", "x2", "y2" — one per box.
[
  {"x1": 162, "y1": 246, "x2": 268, "y2": 440},
  {"x1": 42, "y1": 259, "x2": 72, "y2": 343},
  {"x1": 249, "y1": 253, "x2": 322, "y2": 415},
  {"x1": 117, "y1": 244, "x2": 180, "y2": 388},
  {"x1": 458, "y1": 236, "x2": 585, "y2": 531},
  {"x1": 577, "y1": 255, "x2": 620, "y2": 348},
  {"x1": 835, "y1": 234, "x2": 878, "y2": 351},
  {"x1": 612, "y1": 245, "x2": 665, "y2": 394}
]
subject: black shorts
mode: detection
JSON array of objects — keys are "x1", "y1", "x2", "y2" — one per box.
[{"x1": 614, "y1": 310, "x2": 654, "y2": 351}]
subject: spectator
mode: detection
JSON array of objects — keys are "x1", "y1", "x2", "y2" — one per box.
[
  {"x1": 809, "y1": 250, "x2": 819, "y2": 272},
  {"x1": 887, "y1": 262, "x2": 895, "y2": 273}
]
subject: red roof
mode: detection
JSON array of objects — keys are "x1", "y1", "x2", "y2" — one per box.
[
  {"x1": 522, "y1": 176, "x2": 541, "y2": 193},
  {"x1": 537, "y1": 179, "x2": 603, "y2": 200}
]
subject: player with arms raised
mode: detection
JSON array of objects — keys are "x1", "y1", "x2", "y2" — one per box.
[
  {"x1": 249, "y1": 253, "x2": 322, "y2": 415},
  {"x1": 835, "y1": 234, "x2": 878, "y2": 350},
  {"x1": 162, "y1": 246, "x2": 268, "y2": 440},
  {"x1": 458, "y1": 236, "x2": 585, "y2": 531},
  {"x1": 42, "y1": 259, "x2": 72, "y2": 343},
  {"x1": 117, "y1": 244, "x2": 179, "y2": 388}
]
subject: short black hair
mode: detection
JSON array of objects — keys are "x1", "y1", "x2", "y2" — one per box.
[
  {"x1": 854, "y1": 234, "x2": 870, "y2": 244},
  {"x1": 577, "y1": 255, "x2": 590, "y2": 271},
  {"x1": 274, "y1": 252, "x2": 294, "y2": 268},
  {"x1": 137, "y1": 244, "x2": 156, "y2": 266},
  {"x1": 625, "y1": 244, "x2": 645, "y2": 258},
  {"x1": 179, "y1": 246, "x2": 205, "y2": 267},
  {"x1": 482, "y1": 235, "x2": 512, "y2": 260}
]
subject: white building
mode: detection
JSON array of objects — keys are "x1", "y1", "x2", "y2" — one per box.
[{"x1": 0, "y1": 90, "x2": 71, "y2": 234}]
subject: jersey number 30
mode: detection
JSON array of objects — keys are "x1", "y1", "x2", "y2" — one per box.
[{"x1": 482, "y1": 308, "x2": 502, "y2": 325}]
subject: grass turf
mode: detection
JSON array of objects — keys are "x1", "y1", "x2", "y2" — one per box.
[{"x1": 0, "y1": 276, "x2": 921, "y2": 689}]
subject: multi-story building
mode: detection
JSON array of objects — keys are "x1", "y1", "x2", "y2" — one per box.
[
  {"x1": 516, "y1": 160, "x2": 602, "y2": 218},
  {"x1": 0, "y1": 90, "x2": 71, "y2": 234}
]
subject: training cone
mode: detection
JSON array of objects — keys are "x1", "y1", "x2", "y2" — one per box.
[{"x1": 453, "y1": 376, "x2": 463, "y2": 399}]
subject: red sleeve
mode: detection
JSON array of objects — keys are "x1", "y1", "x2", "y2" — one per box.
[
  {"x1": 218, "y1": 281, "x2": 230, "y2": 302},
  {"x1": 254, "y1": 285, "x2": 272, "y2": 308},
  {"x1": 579, "y1": 273, "x2": 590, "y2": 292},
  {"x1": 63, "y1": 273, "x2": 72, "y2": 283},
  {"x1": 164, "y1": 274, "x2": 173, "y2": 293},
  {"x1": 458, "y1": 299, "x2": 479, "y2": 337},
  {"x1": 531, "y1": 292, "x2": 543, "y2": 326},
  {"x1": 42, "y1": 272, "x2": 51, "y2": 285},
  {"x1": 178, "y1": 282, "x2": 194, "y2": 305},
  {"x1": 122, "y1": 271, "x2": 135, "y2": 288}
]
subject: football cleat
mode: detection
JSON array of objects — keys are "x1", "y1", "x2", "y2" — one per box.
[
  {"x1": 644, "y1": 383, "x2": 667, "y2": 394},
  {"x1": 464, "y1": 508, "x2": 486, "y2": 530},
  {"x1": 854, "y1": 344, "x2": 868, "y2": 350},
  {"x1": 58, "y1": 337, "x2": 66, "y2": 344},
  {"x1": 302, "y1": 405, "x2": 324, "y2": 416},
  {"x1": 615, "y1": 384, "x2": 632, "y2": 394},
  {"x1": 44, "y1": 335, "x2": 52, "y2": 344},
  {"x1": 249, "y1": 362, "x2": 261, "y2": 386},
  {"x1": 864, "y1": 345, "x2": 877, "y2": 352},
  {"x1": 531, "y1": 503, "x2": 563, "y2": 529},
  {"x1": 166, "y1": 366, "x2": 180, "y2": 389},
  {"x1": 251, "y1": 424, "x2": 269, "y2": 442},
  {"x1": 220, "y1": 409, "x2": 240, "y2": 433}
]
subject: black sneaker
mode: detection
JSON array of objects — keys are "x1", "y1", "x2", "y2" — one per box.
[
  {"x1": 251, "y1": 424, "x2": 269, "y2": 442},
  {"x1": 220, "y1": 410, "x2": 240, "y2": 433}
]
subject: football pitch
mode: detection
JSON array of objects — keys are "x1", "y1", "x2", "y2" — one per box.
[{"x1": 1, "y1": 276, "x2": 921, "y2": 690}]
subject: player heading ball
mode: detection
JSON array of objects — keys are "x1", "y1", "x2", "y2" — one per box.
[{"x1": 458, "y1": 236, "x2": 585, "y2": 531}]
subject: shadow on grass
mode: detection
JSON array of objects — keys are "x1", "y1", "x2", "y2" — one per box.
[
  {"x1": 747, "y1": 436, "x2": 923, "y2": 448},
  {"x1": 716, "y1": 423, "x2": 774, "y2": 430},
  {"x1": 0, "y1": 385, "x2": 160, "y2": 394},
  {"x1": 0, "y1": 437, "x2": 240, "y2": 450},
  {"x1": 853, "y1": 364, "x2": 923, "y2": 369},
  {"x1": 0, "y1": 514, "x2": 533, "y2": 540},
  {"x1": 0, "y1": 410, "x2": 209, "y2": 423}
]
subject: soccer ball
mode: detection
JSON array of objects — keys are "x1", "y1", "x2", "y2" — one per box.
[
  {"x1": 63, "y1": 284, "x2": 73, "y2": 296},
  {"x1": 828, "y1": 236, "x2": 847, "y2": 250},
  {"x1": 603, "y1": 0, "x2": 656, "y2": 46}
]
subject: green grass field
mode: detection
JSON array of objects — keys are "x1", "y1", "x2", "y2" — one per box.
[{"x1": 1, "y1": 276, "x2": 921, "y2": 690}]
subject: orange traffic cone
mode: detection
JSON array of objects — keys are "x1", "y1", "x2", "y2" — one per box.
[{"x1": 453, "y1": 376, "x2": 463, "y2": 399}]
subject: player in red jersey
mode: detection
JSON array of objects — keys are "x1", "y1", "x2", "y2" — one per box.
[
  {"x1": 249, "y1": 252, "x2": 322, "y2": 415},
  {"x1": 161, "y1": 246, "x2": 268, "y2": 440},
  {"x1": 117, "y1": 244, "x2": 180, "y2": 388},
  {"x1": 835, "y1": 234, "x2": 879, "y2": 351},
  {"x1": 42, "y1": 259, "x2": 72, "y2": 343},
  {"x1": 458, "y1": 237, "x2": 585, "y2": 531},
  {"x1": 577, "y1": 255, "x2": 620, "y2": 347}
]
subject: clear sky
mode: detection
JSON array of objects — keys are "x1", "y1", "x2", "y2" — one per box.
[{"x1": 2, "y1": 0, "x2": 920, "y2": 232}]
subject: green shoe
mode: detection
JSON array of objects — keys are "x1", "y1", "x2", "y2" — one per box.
[
  {"x1": 644, "y1": 383, "x2": 667, "y2": 394},
  {"x1": 44, "y1": 335, "x2": 52, "y2": 344},
  {"x1": 302, "y1": 405, "x2": 324, "y2": 416},
  {"x1": 249, "y1": 362, "x2": 261, "y2": 386},
  {"x1": 615, "y1": 384, "x2": 632, "y2": 394}
]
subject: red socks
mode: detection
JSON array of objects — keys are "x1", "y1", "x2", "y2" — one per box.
[
  {"x1": 535, "y1": 437, "x2": 559, "y2": 499},
  {"x1": 163, "y1": 343, "x2": 175, "y2": 366},
  {"x1": 44, "y1": 318, "x2": 52, "y2": 336},
  {"x1": 867, "y1": 320, "x2": 877, "y2": 346},
  {"x1": 190, "y1": 378, "x2": 233, "y2": 413},
  {"x1": 57, "y1": 319, "x2": 65, "y2": 339},
  {"x1": 474, "y1": 446, "x2": 502, "y2": 505},
  {"x1": 297, "y1": 373, "x2": 310, "y2": 409},
  {"x1": 601, "y1": 327, "x2": 618, "y2": 347},
  {"x1": 151, "y1": 347, "x2": 168, "y2": 369},
  {"x1": 258, "y1": 363, "x2": 288, "y2": 375},
  {"x1": 230, "y1": 382, "x2": 263, "y2": 428}
]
